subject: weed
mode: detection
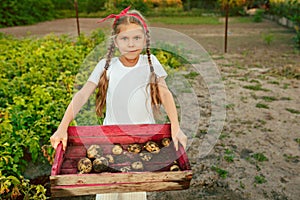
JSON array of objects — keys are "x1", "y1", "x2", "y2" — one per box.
[
  {"x1": 280, "y1": 97, "x2": 292, "y2": 101},
  {"x1": 224, "y1": 149, "x2": 235, "y2": 162},
  {"x1": 286, "y1": 108, "x2": 300, "y2": 114},
  {"x1": 261, "y1": 96, "x2": 277, "y2": 102},
  {"x1": 252, "y1": 153, "x2": 268, "y2": 162},
  {"x1": 219, "y1": 132, "x2": 230, "y2": 139},
  {"x1": 225, "y1": 103, "x2": 235, "y2": 109},
  {"x1": 283, "y1": 154, "x2": 300, "y2": 163},
  {"x1": 240, "y1": 181, "x2": 245, "y2": 189},
  {"x1": 253, "y1": 9, "x2": 265, "y2": 23},
  {"x1": 283, "y1": 83, "x2": 290, "y2": 89},
  {"x1": 183, "y1": 71, "x2": 199, "y2": 79},
  {"x1": 254, "y1": 175, "x2": 267, "y2": 184},
  {"x1": 250, "y1": 79, "x2": 260, "y2": 83},
  {"x1": 243, "y1": 84, "x2": 269, "y2": 91},
  {"x1": 268, "y1": 80, "x2": 280, "y2": 85},
  {"x1": 256, "y1": 103, "x2": 269, "y2": 109},
  {"x1": 211, "y1": 166, "x2": 228, "y2": 179},
  {"x1": 262, "y1": 33, "x2": 275, "y2": 45},
  {"x1": 294, "y1": 138, "x2": 300, "y2": 145}
]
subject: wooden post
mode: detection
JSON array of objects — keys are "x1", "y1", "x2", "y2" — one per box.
[
  {"x1": 74, "y1": 0, "x2": 80, "y2": 36},
  {"x1": 224, "y1": 0, "x2": 229, "y2": 53}
]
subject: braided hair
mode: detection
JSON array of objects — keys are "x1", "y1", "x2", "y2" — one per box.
[{"x1": 95, "y1": 10, "x2": 162, "y2": 117}]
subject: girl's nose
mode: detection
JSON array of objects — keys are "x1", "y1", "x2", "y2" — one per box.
[{"x1": 128, "y1": 39, "x2": 135, "y2": 47}]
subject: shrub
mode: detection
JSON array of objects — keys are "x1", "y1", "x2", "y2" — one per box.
[{"x1": 0, "y1": 0, "x2": 55, "y2": 27}]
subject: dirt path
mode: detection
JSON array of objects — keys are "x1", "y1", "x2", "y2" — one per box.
[{"x1": 1, "y1": 18, "x2": 299, "y2": 200}]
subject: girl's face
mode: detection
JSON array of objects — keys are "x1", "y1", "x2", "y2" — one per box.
[{"x1": 114, "y1": 23, "x2": 146, "y2": 61}]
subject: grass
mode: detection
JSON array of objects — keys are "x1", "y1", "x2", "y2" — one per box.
[
  {"x1": 261, "y1": 96, "x2": 277, "y2": 102},
  {"x1": 256, "y1": 103, "x2": 269, "y2": 109},
  {"x1": 211, "y1": 166, "x2": 228, "y2": 179},
  {"x1": 183, "y1": 71, "x2": 199, "y2": 79},
  {"x1": 252, "y1": 153, "x2": 269, "y2": 162},
  {"x1": 286, "y1": 108, "x2": 300, "y2": 114},
  {"x1": 255, "y1": 175, "x2": 267, "y2": 184},
  {"x1": 224, "y1": 149, "x2": 235, "y2": 163},
  {"x1": 149, "y1": 16, "x2": 221, "y2": 25},
  {"x1": 243, "y1": 84, "x2": 269, "y2": 91}
]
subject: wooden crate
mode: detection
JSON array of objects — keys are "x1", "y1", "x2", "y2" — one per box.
[{"x1": 50, "y1": 124, "x2": 192, "y2": 197}]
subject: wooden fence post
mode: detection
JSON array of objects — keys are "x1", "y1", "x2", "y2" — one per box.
[{"x1": 74, "y1": 0, "x2": 80, "y2": 36}]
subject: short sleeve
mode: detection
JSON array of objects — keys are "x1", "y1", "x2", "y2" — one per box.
[
  {"x1": 87, "y1": 59, "x2": 106, "y2": 85},
  {"x1": 151, "y1": 54, "x2": 168, "y2": 78}
]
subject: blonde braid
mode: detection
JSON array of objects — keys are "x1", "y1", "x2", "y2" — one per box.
[{"x1": 95, "y1": 32, "x2": 116, "y2": 117}]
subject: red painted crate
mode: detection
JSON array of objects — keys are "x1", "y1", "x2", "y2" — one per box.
[{"x1": 50, "y1": 124, "x2": 192, "y2": 197}]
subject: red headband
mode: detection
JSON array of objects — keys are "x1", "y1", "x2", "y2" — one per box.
[{"x1": 97, "y1": 6, "x2": 148, "y2": 32}]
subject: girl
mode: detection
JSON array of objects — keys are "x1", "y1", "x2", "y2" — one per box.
[{"x1": 50, "y1": 6, "x2": 187, "y2": 200}]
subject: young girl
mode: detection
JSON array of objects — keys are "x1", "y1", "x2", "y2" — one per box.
[{"x1": 50, "y1": 6, "x2": 187, "y2": 200}]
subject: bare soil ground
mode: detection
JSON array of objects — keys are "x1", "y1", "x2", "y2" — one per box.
[{"x1": 1, "y1": 18, "x2": 299, "y2": 200}]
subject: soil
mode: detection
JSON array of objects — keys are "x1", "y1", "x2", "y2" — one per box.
[{"x1": 1, "y1": 17, "x2": 299, "y2": 200}]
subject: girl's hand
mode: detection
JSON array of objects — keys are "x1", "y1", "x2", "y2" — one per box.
[
  {"x1": 171, "y1": 125, "x2": 187, "y2": 151},
  {"x1": 50, "y1": 129, "x2": 68, "y2": 151}
]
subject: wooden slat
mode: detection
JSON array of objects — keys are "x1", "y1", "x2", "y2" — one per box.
[
  {"x1": 51, "y1": 143, "x2": 64, "y2": 175},
  {"x1": 51, "y1": 179, "x2": 191, "y2": 197},
  {"x1": 50, "y1": 170, "x2": 192, "y2": 186},
  {"x1": 67, "y1": 124, "x2": 171, "y2": 137}
]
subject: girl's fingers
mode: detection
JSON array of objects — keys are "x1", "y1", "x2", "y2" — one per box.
[
  {"x1": 62, "y1": 139, "x2": 67, "y2": 151},
  {"x1": 173, "y1": 137, "x2": 179, "y2": 151}
]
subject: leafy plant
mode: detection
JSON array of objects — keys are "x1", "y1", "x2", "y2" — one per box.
[
  {"x1": 243, "y1": 84, "x2": 269, "y2": 91},
  {"x1": 254, "y1": 175, "x2": 267, "y2": 184},
  {"x1": 256, "y1": 103, "x2": 269, "y2": 109},
  {"x1": 211, "y1": 165, "x2": 228, "y2": 178},
  {"x1": 253, "y1": 9, "x2": 265, "y2": 22},
  {"x1": 252, "y1": 152, "x2": 269, "y2": 162},
  {"x1": 224, "y1": 149, "x2": 235, "y2": 162},
  {"x1": 0, "y1": 30, "x2": 105, "y2": 196},
  {"x1": 0, "y1": 171, "x2": 47, "y2": 199},
  {"x1": 286, "y1": 108, "x2": 300, "y2": 114},
  {"x1": 262, "y1": 33, "x2": 275, "y2": 45}
]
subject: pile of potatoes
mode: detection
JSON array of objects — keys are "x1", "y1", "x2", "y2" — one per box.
[{"x1": 77, "y1": 138, "x2": 181, "y2": 174}]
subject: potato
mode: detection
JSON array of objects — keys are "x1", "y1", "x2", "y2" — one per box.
[{"x1": 77, "y1": 158, "x2": 92, "y2": 174}]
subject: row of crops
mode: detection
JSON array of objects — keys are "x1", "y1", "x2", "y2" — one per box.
[{"x1": 0, "y1": 30, "x2": 105, "y2": 198}]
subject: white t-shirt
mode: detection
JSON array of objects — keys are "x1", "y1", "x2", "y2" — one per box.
[{"x1": 88, "y1": 54, "x2": 167, "y2": 125}]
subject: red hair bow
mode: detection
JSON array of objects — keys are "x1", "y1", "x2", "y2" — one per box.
[{"x1": 98, "y1": 6, "x2": 148, "y2": 32}]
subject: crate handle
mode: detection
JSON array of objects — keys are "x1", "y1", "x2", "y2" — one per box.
[{"x1": 51, "y1": 142, "x2": 65, "y2": 176}]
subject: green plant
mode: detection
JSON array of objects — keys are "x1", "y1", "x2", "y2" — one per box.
[
  {"x1": 183, "y1": 71, "x2": 199, "y2": 79},
  {"x1": 0, "y1": 31, "x2": 106, "y2": 197},
  {"x1": 211, "y1": 166, "x2": 228, "y2": 178},
  {"x1": 256, "y1": 103, "x2": 269, "y2": 109},
  {"x1": 0, "y1": 171, "x2": 47, "y2": 199},
  {"x1": 253, "y1": 9, "x2": 265, "y2": 22},
  {"x1": 224, "y1": 149, "x2": 235, "y2": 162},
  {"x1": 243, "y1": 84, "x2": 269, "y2": 91},
  {"x1": 0, "y1": 0, "x2": 55, "y2": 27},
  {"x1": 286, "y1": 108, "x2": 300, "y2": 114},
  {"x1": 261, "y1": 96, "x2": 277, "y2": 102},
  {"x1": 252, "y1": 153, "x2": 269, "y2": 162},
  {"x1": 262, "y1": 33, "x2": 275, "y2": 45},
  {"x1": 254, "y1": 175, "x2": 267, "y2": 184}
]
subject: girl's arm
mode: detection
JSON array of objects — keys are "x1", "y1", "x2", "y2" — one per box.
[
  {"x1": 50, "y1": 81, "x2": 97, "y2": 150},
  {"x1": 158, "y1": 77, "x2": 187, "y2": 151}
]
